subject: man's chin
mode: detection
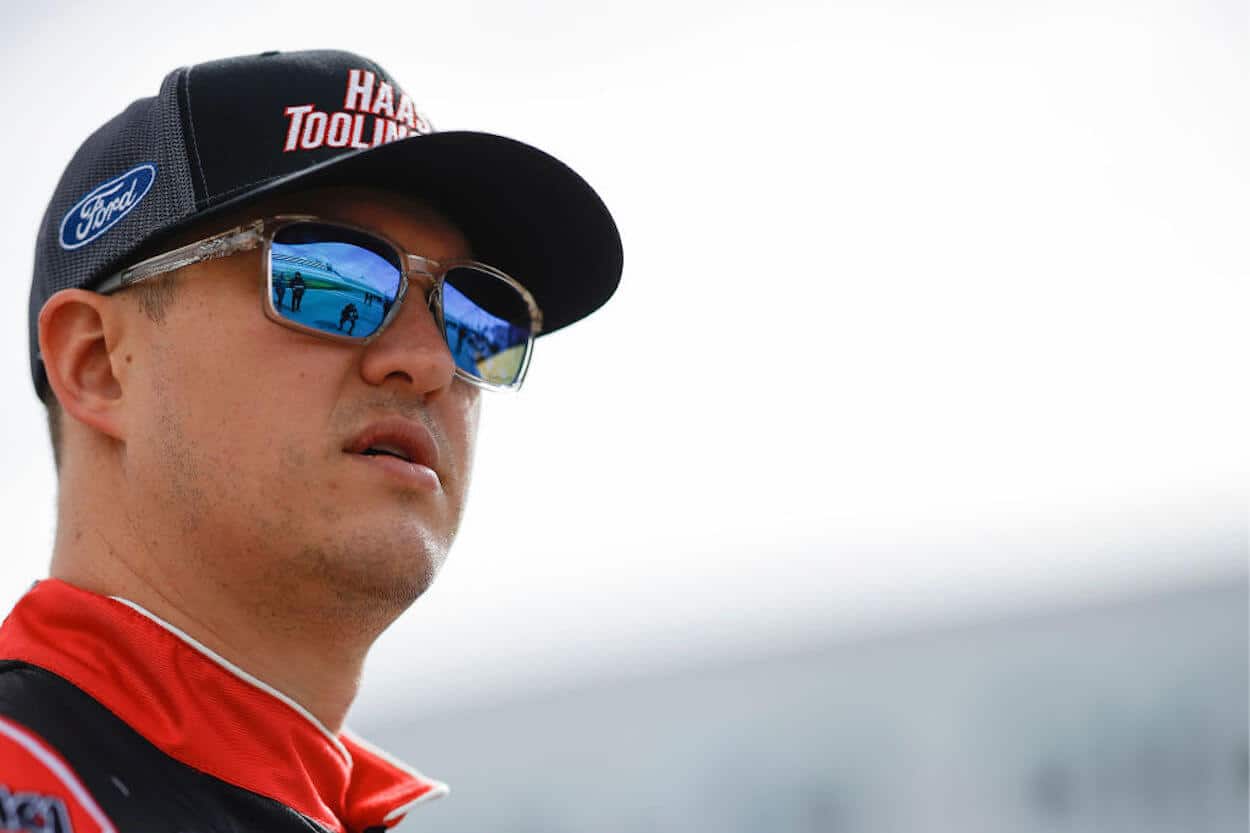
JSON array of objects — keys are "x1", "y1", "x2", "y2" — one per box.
[{"x1": 296, "y1": 535, "x2": 445, "y2": 613}]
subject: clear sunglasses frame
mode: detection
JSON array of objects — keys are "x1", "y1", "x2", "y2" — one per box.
[{"x1": 95, "y1": 214, "x2": 544, "y2": 392}]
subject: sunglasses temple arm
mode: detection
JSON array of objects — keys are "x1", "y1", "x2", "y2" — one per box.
[{"x1": 96, "y1": 221, "x2": 267, "y2": 293}]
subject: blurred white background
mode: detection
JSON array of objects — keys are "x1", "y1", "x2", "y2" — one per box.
[{"x1": 0, "y1": 0, "x2": 1244, "y2": 747}]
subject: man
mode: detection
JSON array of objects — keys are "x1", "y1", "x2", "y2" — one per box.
[
  {"x1": 291, "y1": 271, "x2": 307, "y2": 311},
  {"x1": 0, "y1": 50, "x2": 621, "y2": 833},
  {"x1": 274, "y1": 270, "x2": 289, "y2": 308},
  {"x1": 340, "y1": 300, "x2": 360, "y2": 334}
]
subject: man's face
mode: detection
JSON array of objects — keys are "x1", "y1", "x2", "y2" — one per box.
[{"x1": 117, "y1": 186, "x2": 481, "y2": 616}]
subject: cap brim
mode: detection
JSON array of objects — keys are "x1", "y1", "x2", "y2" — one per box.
[{"x1": 194, "y1": 131, "x2": 622, "y2": 337}]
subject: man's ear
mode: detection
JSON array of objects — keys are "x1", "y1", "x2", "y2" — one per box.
[{"x1": 38, "y1": 289, "x2": 129, "y2": 441}]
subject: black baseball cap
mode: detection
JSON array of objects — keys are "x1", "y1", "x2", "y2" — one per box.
[{"x1": 28, "y1": 49, "x2": 623, "y2": 399}]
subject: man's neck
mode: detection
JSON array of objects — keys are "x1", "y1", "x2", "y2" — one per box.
[{"x1": 49, "y1": 534, "x2": 371, "y2": 734}]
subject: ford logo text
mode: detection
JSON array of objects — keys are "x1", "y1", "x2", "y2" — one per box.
[{"x1": 59, "y1": 163, "x2": 157, "y2": 250}]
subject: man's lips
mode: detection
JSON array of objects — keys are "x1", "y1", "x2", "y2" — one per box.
[{"x1": 343, "y1": 418, "x2": 442, "y2": 489}]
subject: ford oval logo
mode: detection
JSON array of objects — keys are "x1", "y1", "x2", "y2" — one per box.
[{"x1": 59, "y1": 163, "x2": 157, "y2": 251}]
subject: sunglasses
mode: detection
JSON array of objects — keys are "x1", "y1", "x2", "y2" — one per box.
[{"x1": 94, "y1": 215, "x2": 543, "y2": 391}]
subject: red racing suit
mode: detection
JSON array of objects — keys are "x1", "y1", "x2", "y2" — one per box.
[{"x1": 0, "y1": 579, "x2": 446, "y2": 832}]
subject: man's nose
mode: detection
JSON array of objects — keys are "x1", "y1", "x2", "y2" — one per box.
[{"x1": 357, "y1": 290, "x2": 456, "y2": 394}]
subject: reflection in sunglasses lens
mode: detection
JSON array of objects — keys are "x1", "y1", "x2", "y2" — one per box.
[
  {"x1": 270, "y1": 223, "x2": 402, "y2": 339},
  {"x1": 442, "y1": 267, "x2": 531, "y2": 386},
  {"x1": 269, "y1": 224, "x2": 533, "y2": 387}
]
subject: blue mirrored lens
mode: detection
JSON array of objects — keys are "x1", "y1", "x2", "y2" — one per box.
[
  {"x1": 442, "y1": 267, "x2": 531, "y2": 386},
  {"x1": 270, "y1": 223, "x2": 401, "y2": 339}
]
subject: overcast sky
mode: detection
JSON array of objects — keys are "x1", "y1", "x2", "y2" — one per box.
[{"x1": 0, "y1": 0, "x2": 1244, "y2": 719}]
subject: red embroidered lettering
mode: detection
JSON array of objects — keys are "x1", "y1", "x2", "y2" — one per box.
[
  {"x1": 383, "y1": 120, "x2": 410, "y2": 143},
  {"x1": 344, "y1": 69, "x2": 376, "y2": 112},
  {"x1": 282, "y1": 105, "x2": 315, "y2": 152},
  {"x1": 300, "y1": 111, "x2": 328, "y2": 149},
  {"x1": 395, "y1": 94, "x2": 416, "y2": 129},
  {"x1": 326, "y1": 112, "x2": 353, "y2": 148},
  {"x1": 349, "y1": 114, "x2": 370, "y2": 149},
  {"x1": 371, "y1": 82, "x2": 395, "y2": 119}
]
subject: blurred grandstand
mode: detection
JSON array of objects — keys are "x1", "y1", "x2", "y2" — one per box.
[{"x1": 366, "y1": 576, "x2": 1247, "y2": 833}]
